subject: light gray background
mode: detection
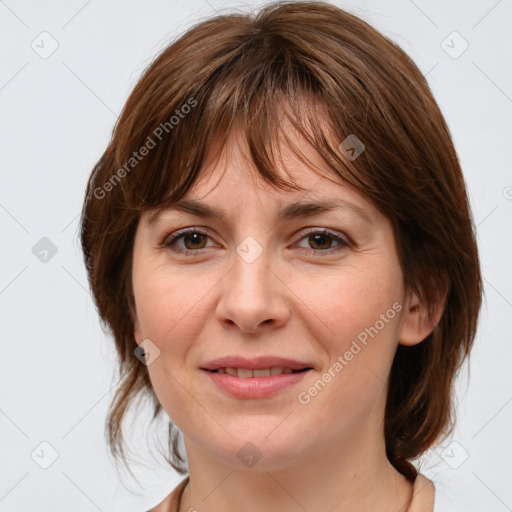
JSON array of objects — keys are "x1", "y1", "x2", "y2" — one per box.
[{"x1": 1, "y1": 0, "x2": 511, "y2": 510}]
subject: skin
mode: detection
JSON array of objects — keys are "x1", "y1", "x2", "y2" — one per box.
[{"x1": 131, "y1": 127, "x2": 442, "y2": 512}]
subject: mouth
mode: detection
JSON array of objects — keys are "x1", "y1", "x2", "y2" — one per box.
[
  {"x1": 204, "y1": 367, "x2": 312, "y2": 377},
  {"x1": 200, "y1": 357, "x2": 314, "y2": 398}
]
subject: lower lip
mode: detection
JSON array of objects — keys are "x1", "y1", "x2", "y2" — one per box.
[{"x1": 202, "y1": 369, "x2": 311, "y2": 398}]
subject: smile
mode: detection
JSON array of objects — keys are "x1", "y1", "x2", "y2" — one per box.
[
  {"x1": 202, "y1": 367, "x2": 313, "y2": 398},
  {"x1": 207, "y1": 367, "x2": 309, "y2": 377}
]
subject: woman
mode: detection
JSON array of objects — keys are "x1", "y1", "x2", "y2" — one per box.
[{"x1": 80, "y1": 2, "x2": 482, "y2": 510}]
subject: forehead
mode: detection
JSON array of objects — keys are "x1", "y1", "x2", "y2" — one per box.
[
  {"x1": 188, "y1": 125, "x2": 350, "y2": 199},
  {"x1": 147, "y1": 127, "x2": 380, "y2": 228}
]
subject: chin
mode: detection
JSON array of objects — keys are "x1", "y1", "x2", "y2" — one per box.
[{"x1": 201, "y1": 419, "x2": 315, "y2": 472}]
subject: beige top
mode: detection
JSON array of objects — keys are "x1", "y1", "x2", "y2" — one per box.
[{"x1": 147, "y1": 473, "x2": 435, "y2": 512}]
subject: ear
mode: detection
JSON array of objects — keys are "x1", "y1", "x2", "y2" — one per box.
[{"x1": 398, "y1": 284, "x2": 448, "y2": 347}]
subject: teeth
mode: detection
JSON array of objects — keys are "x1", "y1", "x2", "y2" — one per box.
[
  {"x1": 215, "y1": 367, "x2": 301, "y2": 377},
  {"x1": 253, "y1": 368, "x2": 271, "y2": 377},
  {"x1": 237, "y1": 368, "x2": 253, "y2": 378}
]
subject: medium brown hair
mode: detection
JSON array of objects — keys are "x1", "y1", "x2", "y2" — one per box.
[{"x1": 80, "y1": 0, "x2": 482, "y2": 481}]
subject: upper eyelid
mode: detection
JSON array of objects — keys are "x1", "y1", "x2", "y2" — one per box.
[
  {"x1": 162, "y1": 226, "x2": 351, "y2": 248},
  {"x1": 162, "y1": 226, "x2": 212, "y2": 243}
]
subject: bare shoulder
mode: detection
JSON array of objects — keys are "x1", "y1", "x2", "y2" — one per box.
[{"x1": 408, "y1": 474, "x2": 435, "y2": 512}]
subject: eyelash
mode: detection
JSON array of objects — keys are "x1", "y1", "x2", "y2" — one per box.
[{"x1": 161, "y1": 227, "x2": 350, "y2": 257}]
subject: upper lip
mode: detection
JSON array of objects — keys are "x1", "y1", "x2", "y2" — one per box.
[{"x1": 201, "y1": 356, "x2": 313, "y2": 371}]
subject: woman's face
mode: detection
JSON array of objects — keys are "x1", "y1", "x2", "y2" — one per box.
[{"x1": 131, "y1": 129, "x2": 415, "y2": 471}]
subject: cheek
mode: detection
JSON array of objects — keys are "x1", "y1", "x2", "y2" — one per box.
[
  {"x1": 132, "y1": 268, "x2": 217, "y2": 423},
  {"x1": 291, "y1": 259, "x2": 403, "y2": 350},
  {"x1": 133, "y1": 266, "x2": 207, "y2": 343},
  {"x1": 290, "y1": 262, "x2": 403, "y2": 412}
]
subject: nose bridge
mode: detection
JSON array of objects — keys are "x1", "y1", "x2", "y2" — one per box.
[{"x1": 215, "y1": 234, "x2": 289, "y2": 332}]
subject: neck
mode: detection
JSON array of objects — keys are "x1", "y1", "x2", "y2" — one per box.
[{"x1": 178, "y1": 426, "x2": 413, "y2": 512}]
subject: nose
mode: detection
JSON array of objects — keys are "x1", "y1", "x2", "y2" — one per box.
[{"x1": 215, "y1": 247, "x2": 291, "y2": 334}]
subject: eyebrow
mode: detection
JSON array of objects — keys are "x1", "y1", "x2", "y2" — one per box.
[{"x1": 148, "y1": 197, "x2": 373, "y2": 226}]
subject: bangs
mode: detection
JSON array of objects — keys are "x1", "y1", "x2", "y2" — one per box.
[{"x1": 112, "y1": 33, "x2": 370, "y2": 218}]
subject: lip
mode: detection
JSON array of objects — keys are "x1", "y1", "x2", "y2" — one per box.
[
  {"x1": 202, "y1": 368, "x2": 312, "y2": 399},
  {"x1": 200, "y1": 356, "x2": 313, "y2": 371},
  {"x1": 200, "y1": 356, "x2": 314, "y2": 399}
]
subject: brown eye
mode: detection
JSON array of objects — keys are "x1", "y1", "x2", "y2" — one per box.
[
  {"x1": 181, "y1": 232, "x2": 208, "y2": 250},
  {"x1": 308, "y1": 233, "x2": 334, "y2": 250},
  {"x1": 163, "y1": 228, "x2": 213, "y2": 255},
  {"x1": 296, "y1": 229, "x2": 350, "y2": 254}
]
